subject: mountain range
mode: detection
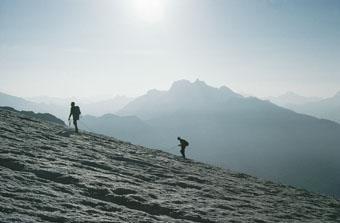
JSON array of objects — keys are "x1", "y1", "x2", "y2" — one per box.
[
  {"x1": 268, "y1": 91, "x2": 340, "y2": 123},
  {"x1": 267, "y1": 92, "x2": 322, "y2": 107},
  {"x1": 0, "y1": 92, "x2": 39, "y2": 111},
  {"x1": 289, "y1": 92, "x2": 340, "y2": 123},
  {"x1": 84, "y1": 80, "x2": 340, "y2": 198},
  {"x1": 0, "y1": 92, "x2": 133, "y2": 121},
  {"x1": 28, "y1": 95, "x2": 134, "y2": 118},
  {"x1": 118, "y1": 79, "x2": 242, "y2": 119}
]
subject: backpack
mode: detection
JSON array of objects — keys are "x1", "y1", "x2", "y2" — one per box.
[
  {"x1": 183, "y1": 140, "x2": 189, "y2": 147},
  {"x1": 74, "y1": 106, "x2": 81, "y2": 117}
]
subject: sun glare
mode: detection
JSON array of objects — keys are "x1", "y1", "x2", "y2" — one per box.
[{"x1": 131, "y1": 0, "x2": 165, "y2": 23}]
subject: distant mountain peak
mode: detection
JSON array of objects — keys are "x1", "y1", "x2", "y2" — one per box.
[
  {"x1": 193, "y1": 78, "x2": 208, "y2": 86},
  {"x1": 146, "y1": 89, "x2": 164, "y2": 96},
  {"x1": 119, "y1": 79, "x2": 243, "y2": 119},
  {"x1": 219, "y1": 85, "x2": 237, "y2": 94},
  {"x1": 169, "y1": 79, "x2": 192, "y2": 90},
  {"x1": 169, "y1": 79, "x2": 215, "y2": 94},
  {"x1": 169, "y1": 80, "x2": 239, "y2": 97}
]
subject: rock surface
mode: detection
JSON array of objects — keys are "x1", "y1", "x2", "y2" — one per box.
[
  {"x1": 0, "y1": 106, "x2": 65, "y2": 126},
  {"x1": 0, "y1": 108, "x2": 339, "y2": 222}
]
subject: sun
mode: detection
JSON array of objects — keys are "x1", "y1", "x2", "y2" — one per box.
[{"x1": 131, "y1": 0, "x2": 166, "y2": 23}]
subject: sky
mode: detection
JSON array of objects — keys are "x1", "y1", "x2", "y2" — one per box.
[{"x1": 0, "y1": 0, "x2": 340, "y2": 99}]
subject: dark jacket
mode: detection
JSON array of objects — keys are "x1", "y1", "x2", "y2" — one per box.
[{"x1": 70, "y1": 106, "x2": 80, "y2": 120}]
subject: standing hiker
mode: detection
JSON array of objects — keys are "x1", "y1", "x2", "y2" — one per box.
[
  {"x1": 177, "y1": 137, "x2": 189, "y2": 159},
  {"x1": 68, "y1": 102, "x2": 81, "y2": 133}
]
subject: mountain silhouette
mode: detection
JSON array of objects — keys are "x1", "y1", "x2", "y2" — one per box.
[
  {"x1": 268, "y1": 92, "x2": 322, "y2": 107},
  {"x1": 79, "y1": 114, "x2": 161, "y2": 147},
  {"x1": 0, "y1": 92, "x2": 38, "y2": 111},
  {"x1": 1, "y1": 92, "x2": 134, "y2": 121},
  {"x1": 29, "y1": 95, "x2": 134, "y2": 117},
  {"x1": 119, "y1": 79, "x2": 242, "y2": 119},
  {"x1": 289, "y1": 91, "x2": 340, "y2": 123},
  {"x1": 0, "y1": 92, "x2": 68, "y2": 120},
  {"x1": 0, "y1": 108, "x2": 339, "y2": 222},
  {"x1": 114, "y1": 80, "x2": 340, "y2": 197}
]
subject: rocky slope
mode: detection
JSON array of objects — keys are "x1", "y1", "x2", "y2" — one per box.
[
  {"x1": 0, "y1": 108, "x2": 339, "y2": 223},
  {"x1": 0, "y1": 106, "x2": 65, "y2": 126}
]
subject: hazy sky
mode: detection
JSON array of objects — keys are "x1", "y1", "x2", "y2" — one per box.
[{"x1": 1, "y1": 0, "x2": 340, "y2": 98}]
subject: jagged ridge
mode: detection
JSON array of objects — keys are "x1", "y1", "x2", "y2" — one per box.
[{"x1": 0, "y1": 108, "x2": 339, "y2": 223}]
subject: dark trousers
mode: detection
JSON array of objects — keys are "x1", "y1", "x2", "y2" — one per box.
[
  {"x1": 73, "y1": 119, "x2": 78, "y2": 133},
  {"x1": 180, "y1": 146, "x2": 186, "y2": 159}
]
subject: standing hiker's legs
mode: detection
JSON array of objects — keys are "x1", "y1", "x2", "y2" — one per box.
[
  {"x1": 180, "y1": 147, "x2": 186, "y2": 159},
  {"x1": 73, "y1": 119, "x2": 79, "y2": 133}
]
